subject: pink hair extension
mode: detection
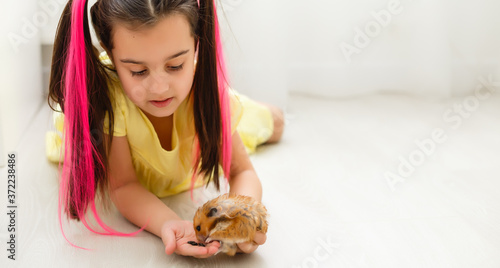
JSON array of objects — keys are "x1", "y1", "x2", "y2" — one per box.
[{"x1": 59, "y1": 0, "x2": 143, "y2": 248}]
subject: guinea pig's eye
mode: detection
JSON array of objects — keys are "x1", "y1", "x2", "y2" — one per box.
[{"x1": 196, "y1": 225, "x2": 201, "y2": 231}]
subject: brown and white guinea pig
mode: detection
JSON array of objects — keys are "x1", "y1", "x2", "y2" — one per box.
[{"x1": 193, "y1": 193, "x2": 269, "y2": 256}]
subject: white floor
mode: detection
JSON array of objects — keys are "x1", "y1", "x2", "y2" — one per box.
[{"x1": 1, "y1": 92, "x2": 500, "y2": 267}]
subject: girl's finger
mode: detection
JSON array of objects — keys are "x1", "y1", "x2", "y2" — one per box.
[
  {"x1": 162, "y1": 228, "x2": 176, "y2": 255},
  {"x1": 179, "y1": 244, "x2": 211, "y2": 257},
  {"x1": 181, "y1": 241, "x2": 220, "y2": 258},
  {"x1": 253, "y1": 232, "x2": 267, "y2": 245},
  {"x1": 236, "y1": 232, "x2": 266, "y2": 254},
  {"x1": 237, "y1": 242, "x2": 258, "y2": 254}
]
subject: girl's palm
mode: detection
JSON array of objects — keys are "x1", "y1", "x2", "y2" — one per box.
[{"x1": 161, "y1": 220, "x2": 220, "y2": 258}]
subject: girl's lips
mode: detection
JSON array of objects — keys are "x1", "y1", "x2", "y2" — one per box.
[{"x1": 151, "y1": 97, "x2": 173, "y2": 108}]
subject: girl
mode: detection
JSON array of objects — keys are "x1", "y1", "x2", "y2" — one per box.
[{"x1": 47, "y1": 0, "x2": 283, "y2": 258}]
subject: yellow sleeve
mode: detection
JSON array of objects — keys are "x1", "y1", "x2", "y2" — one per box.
[
  {"x1": 98, "y1": 50, "x2": 127, "y2": 136},
  {"x1": 103, "y1": 83, "x2": 127, "y2": 137},
  {"x1": 229, "y1": 89, "x2": 243, "y2": 134}
]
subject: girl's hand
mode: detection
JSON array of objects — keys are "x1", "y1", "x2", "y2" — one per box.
[
  {"x1": 236, "y1": 231, "x2": 267, "y2": 254},
  {"x1": 161, "y1": 220, "x2": 220, "y2": 258}
]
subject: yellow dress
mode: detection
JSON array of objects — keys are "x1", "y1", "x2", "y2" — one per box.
[{"x1": 46, "y1": 53, "x2": 274, "y2": 197}]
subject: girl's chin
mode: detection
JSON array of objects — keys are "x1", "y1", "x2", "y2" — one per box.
[{"x1": 141, "y1": 107, "x2": 174, "y2": 119}]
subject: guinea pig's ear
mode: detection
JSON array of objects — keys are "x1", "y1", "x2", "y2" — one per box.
[
  {"x1": 207, "y1": 207, "x2": 218, "y2": 217},
  {"x1": 207, "y1": 206, "x2": 223, "y2": 217}
]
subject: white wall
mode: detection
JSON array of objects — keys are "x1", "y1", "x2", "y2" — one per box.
[
  {"x1": 218, "y1": 0, "x2": 288, "y2": 108},
  {"x1": 0, "y1": 0, "x2": 44, "y2": 166},
  {"x1": 280, "y1": 0, "x2": 500, "y2": 98}
]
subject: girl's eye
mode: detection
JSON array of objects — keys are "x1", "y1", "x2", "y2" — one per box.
[
  {"x1": 168, "y1": 64, "x2": 184, "y2": 71},
  {"x1": 131, "y1": 70, "x2": 147, "y2": 77},
  {"x1": 130, "y1": 64, "x2": 183, "y2": 77}
]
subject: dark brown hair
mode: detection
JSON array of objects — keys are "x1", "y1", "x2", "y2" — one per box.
[{"x1": 48, "y1": 0, "x2": 227, "y2": 222}]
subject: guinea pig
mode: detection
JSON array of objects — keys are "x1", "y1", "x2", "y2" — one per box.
[{"x1": 193, "y1": 193, "x2": 268, "y2": 256}]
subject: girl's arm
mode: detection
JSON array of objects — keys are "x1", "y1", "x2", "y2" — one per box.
[
  {"x1": 228, "y1": 132, "x2": 263, "y2": 201},
  {"x1": 106, "y1": 135, "x2": 219, "y2": 257},
  {"x1": 107, "y1": 135, "x2": 180, "y2": 236},
  {"x1": 228, "y1": 133, "x2": 267, "y2": 253}
]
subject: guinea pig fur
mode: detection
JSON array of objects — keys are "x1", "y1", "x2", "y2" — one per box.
[{"x1": 193, "y1": 193, "x2": 268, "y2": 256}]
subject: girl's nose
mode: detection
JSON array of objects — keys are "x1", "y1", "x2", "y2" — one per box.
[{"x1": 148, "y1": 70, "x2": 169, "y2": 94}]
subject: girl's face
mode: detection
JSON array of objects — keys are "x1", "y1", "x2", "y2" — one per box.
[{"x1": 110, "y1": 14, "x2": 196, "y2": 119}]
